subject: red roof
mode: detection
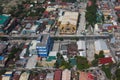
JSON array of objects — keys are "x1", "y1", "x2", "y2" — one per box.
[
  {"x1": 87, "y1": 73, "x2": 94, "y2": 80},
  {"x1": 88, "y1": 1, "x2": 92, "y2": 6},
  {"x1": 54, "y1": 70, "x2": 62, "y2": 80},
  {"x1": 99, "y1": 57, "x2": 113, "y2": 64},
  {"x1": 107, "y1": 26, "x2": 117, "y2": 30}
]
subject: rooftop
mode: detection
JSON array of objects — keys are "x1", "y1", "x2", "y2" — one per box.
[
  {"x1": 0, "y1": 15, "x2": 10, "y2": 25},
  {"x1": 19, "y1": 72, "x2": 30, "y2": 80},
  {"x1": 99, "y1": 57, "x2": 113, "y2": 64},
  {"x1": 36, "y1": 34, "x2": 50, "y2": 47},
  {"x1": 54, "y1": 70, "x2": 62, "y2": 80},
  {"x1": 79, "y1": 71, "x2": 94, "y2": 80}
]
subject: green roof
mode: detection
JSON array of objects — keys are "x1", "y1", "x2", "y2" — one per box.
[
  {"x1": 0, "y1": 15, "x2": 10, "y2": 25},
  {"x1": 46, "y1": 56, "x2": 56, "y2": 61},
  {"x1": 69, "y1": 58, "x2": 76, "y2": 66}
]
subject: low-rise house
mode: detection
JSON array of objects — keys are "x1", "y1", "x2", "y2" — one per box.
[
  {"x1": 46, "y1": 72, "x2": 54, "y2": 80},
  {"x1": 2, "y1": 71, "x2": 13, "y2": 80},
  {"x1": 12, "y1": 71, "x2": 21, "y2": 80},
  {"x1": 99, "y1": 57, "x2": 114, "y2": 65},
  {"x1": 77, "y1": 40, "x2": 86, "y2": 57},
  {"x1": 19, "y1": 72, "x2": 30, "y2": 80},
  {"x1": 0, "y1": 14, "x2": 11, "y2": 33},
  {"x1": 46, "y1": 51, "x2": 57, "y2": 62},
  {"x1": 0, "y1": 56, "x2": 7, "y2": 67},
  {"x1": 79, "y1": 71, "x2": 94, "y2": 80},
  {"x1": 62, "y1": 69, "x2": 71, "y2": 80},
  {"x1": 21, "y1": 23, "x2": 39, "y2": 35},
  {"x1": 29, "y1": 40, "x2": 37, "y2": 55},
  {"x1": 94, "y1": 40, "x2": 110, "y2": 54},
  {"x1": 54, "y1": 70, "x2": 62, "y2": 80},
  {"x1": 20, "y1": 48, "x2": 27, "y2": 59},
  {"x1": 0, "y1": 43, "x2": 7, "y2": 54},
  {"x1": 15, "y1": 59, "x2": 27, "y2": 68},
  {"x1": 67, "y1": 42, "x2": 78, "y2": 57}
]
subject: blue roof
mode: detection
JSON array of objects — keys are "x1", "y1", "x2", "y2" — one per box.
[
  {"x1": 4, "y1": 74, "x2": 12, "y2": 76},
  {"x1": 0, "y1": 56, "x2": 4, "y2": 60}
]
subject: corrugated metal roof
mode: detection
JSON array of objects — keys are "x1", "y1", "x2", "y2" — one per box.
[
  {"x1": 62, "y1": 69, "x2": 71, "y2": 80},
  {"x1": 54, "y1": 70, "x2": 62, "y2": 80},
  {"x1": 95, "y1": 40, "x2": 108, "y2": 51}
]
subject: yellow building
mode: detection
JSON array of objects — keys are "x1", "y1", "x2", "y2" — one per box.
[{"x1": 58, "y1": 11, "x2": 79, "y2": 34}]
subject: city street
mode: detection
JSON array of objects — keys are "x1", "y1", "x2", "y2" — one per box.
[
  {"x1": 87, "y1": 40, "x2": 95, "y2": 62},
  {"x1": 77, "y1": 11, "x2": 86, "y2": 35}
]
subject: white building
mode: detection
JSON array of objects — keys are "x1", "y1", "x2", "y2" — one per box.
[
  {"x1": 46, "y1": 72, "x2": 54, "y2": 80},
  {"x1": 29, "y1": 40, "x2": 37, "y2": 55},
  {"x1": 94, "y1": 39, "x2": 110, "y2": 54},
  {"x1": 62, "y1": 69, "x2": 71, "y2": 80},
  {"x1": 77, "y1": 40, "x2": 86, "y2": 57},
  {"x1": 19, "y1": 72, "x2": 30, "y2": 80},
  {"x1": 20, "y1": 48, "x2": 27, "y2": 59}
]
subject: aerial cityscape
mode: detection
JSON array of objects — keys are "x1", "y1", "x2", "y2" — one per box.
[{"x1": 0, "y1": 0, "x2": 120, "y2": 80}]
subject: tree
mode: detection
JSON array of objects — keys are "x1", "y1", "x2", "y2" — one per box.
[
  {"x1": 102, "y1": 65, "x2": 112, "y2": 79},
  {"x1": 91, "y1": 59, "x2": 98, "y2": 66},
  {"x1": 85, "y1": 0, "x2": 97, "y2": 30},
  {"x1": 75, "y1": 56, "x2": 90, "y2": 70},
  {"x1": 115, "y1": 69, "x2": 120, "y2": 80},
  {"x1": 107, "y1": 15, "x2": 111, "y2": 20},
  {"x1": 99, "y1": 50, "x2": 105, "y2": 58},
  {"x1": 94, "y1": 54, "x2": 99, "y2": 59},
  {"x1": 117, "y1": 18, "x2": 120, "y2": 23},
  {"x1": 0, "y1": 5, "x2": 3, "y2": 14}
]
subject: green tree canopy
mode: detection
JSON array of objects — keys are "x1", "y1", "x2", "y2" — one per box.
[{"x1": 75, "y1": 56, "x2": 89, "y2": 70}]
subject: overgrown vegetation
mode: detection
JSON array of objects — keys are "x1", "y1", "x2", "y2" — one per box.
[{"x1": 85, "y1": 0, "x2": 97, "y2": 29}]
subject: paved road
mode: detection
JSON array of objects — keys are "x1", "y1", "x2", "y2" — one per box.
[
  {"x1": 108, "y1": 0, "x2": 118, "y2": 21},
  {"x1": 87, "y1": 40, "x2": 95, "y2": 62},
  {"x1": 77, "y1": 3, "x2": 86, "y2": 35},
  {"x1": 77, "y1": 11, "x2": 86, "y2": 35}
]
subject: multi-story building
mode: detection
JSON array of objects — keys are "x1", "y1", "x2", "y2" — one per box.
[{"x1": 36, "y1": 34, "x2": 51, "y2": 57}]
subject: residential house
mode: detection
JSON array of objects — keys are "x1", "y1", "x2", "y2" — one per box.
[{"x1": 62, "y1": 69, "x2": 71, "y2": 80}]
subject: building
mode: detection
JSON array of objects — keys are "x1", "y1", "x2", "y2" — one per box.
[
  {"x1": 46, "y1": 72, "x2": 54, "y2": 80},
  {"x1": 29, "y1": 40, "x2": 37, "y2": 55},
  {"x1": 0, "y1": 56, "x2": 5, "y2": 67},
  {"x1": 21, "y1": 23, "x2": 39, "y2": 35},
  {"x1": 20, "y1": 48, "x2": 27, "y2": 59},
  {"x1": 19, "y1": 72, "x2": 30, "y2": 80},
  {"x1": 58, "y1": 11, "x2": 79, "y2": 34},
  {"x1": 0, "y1": 14, "x2": 11, "y2": 33},
  {"x1": 12, "y1": 71, "x2": 21, "y2": 80},
  {"x1": 99, "y1": 57, "x2": 113, "y2": 64},
  {"x1": 79, "y1": 71, "x2": 94, "y2": 80},
  {"x1": 54, "y1": 70, "x2": 62, "y2": 80},
  {"x1": 2, "y1": 71, "x2": 13, "y2": 80},
  {"x1": 36, "y1": 34, "x2": 51, "y2": 57},
  {"x1": 25, "y1": 55, "x2": 37, "y2": 69},
  {"x1": 77, "y1": 40, "x2": 86, "y2": 57},
  {"x1": 62, "y1": 69, "x2": 71, "y2": 80},
  {"x1": 67, "y1": 42, "x2": 78, "y2": 57},
  {"x1": 94, "y1": 39, "x2": 110, "y2": 54},
  {"x1": 46, "y1": 51, "x2": 57, "y2": 61}
]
